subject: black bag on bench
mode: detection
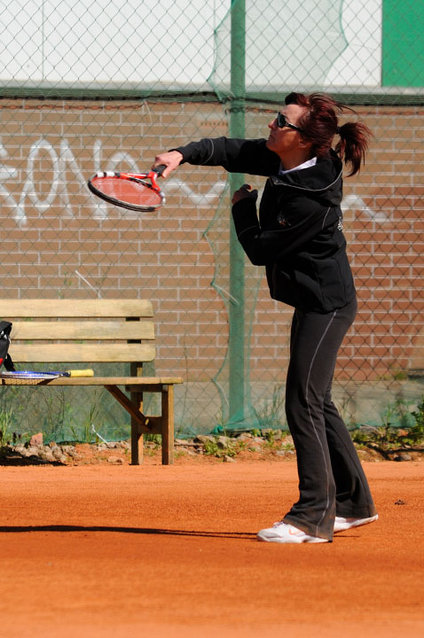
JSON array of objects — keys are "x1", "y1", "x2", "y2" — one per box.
[{"x1": 0, "y1": 321, "x2": 16, "y2": 371}]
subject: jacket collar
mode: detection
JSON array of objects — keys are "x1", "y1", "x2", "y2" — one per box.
[{"x1": 270, "y1": 150, "x2": 343, "y2": 194}]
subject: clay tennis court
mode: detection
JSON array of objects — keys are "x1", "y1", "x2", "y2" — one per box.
[{"x1": 0, "y1": 458, "x2": 423, "y2": 637}]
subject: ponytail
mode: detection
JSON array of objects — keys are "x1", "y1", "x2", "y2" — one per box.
[{"x1": 336, "y1": 121, "x2": 372, "y2": 176}]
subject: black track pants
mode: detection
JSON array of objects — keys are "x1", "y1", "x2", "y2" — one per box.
[{"x1": 282, "y1": 298, "x2": 377, "y2": 540}]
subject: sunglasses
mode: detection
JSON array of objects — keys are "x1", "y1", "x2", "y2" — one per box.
[{"x1": 275, "y1": 112, "x2": 303, "y2": 132}]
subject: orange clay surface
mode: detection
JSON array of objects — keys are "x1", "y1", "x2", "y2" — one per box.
[{"x1": 0, "y1": 459, "x2": 423, "y2": 638}]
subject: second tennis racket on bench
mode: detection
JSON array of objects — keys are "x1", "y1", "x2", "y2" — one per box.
[{"x1": 87, "y1": 165, "x2": 166, "y2": 212}]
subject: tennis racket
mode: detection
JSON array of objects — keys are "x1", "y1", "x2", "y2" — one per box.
[
  {"x1": 0, "y1": 369, "x2": 94, "y2": 379},
  {"x1": 87, "y1": 165, "x2": 166, "y2": 212}
]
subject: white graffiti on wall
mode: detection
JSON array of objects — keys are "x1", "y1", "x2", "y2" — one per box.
[
  {"x1": 0, "y1": 137, "x2": 386, "y2": 227},
  {"x1": 0, "y1": 137, "x2": 227, "y2": 227},
  {"x1": 342, "y1": 194, "x2": 388, "y2": 222}
]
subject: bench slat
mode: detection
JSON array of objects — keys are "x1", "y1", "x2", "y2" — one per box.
[
  {"x1": 1, "y1": 299, "x2": 153, "y2": 318},
  {"x1": 0, "y1": 376, "x2": 183, "y2": 387},
  {"x1": 10, "y1": 343, "x2": 155, "y2": 363},
  {"x1": 12, "y1": 321, "x2": 155, "y2": 340}
]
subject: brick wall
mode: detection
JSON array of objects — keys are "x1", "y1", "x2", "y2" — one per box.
[{"x1": 1, "y1": 99, "x2": 423, "y2": 428}]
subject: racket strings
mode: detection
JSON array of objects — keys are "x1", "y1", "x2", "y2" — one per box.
[{"x1": 91, "y1": 176, "x2": 162, "y2": 208}]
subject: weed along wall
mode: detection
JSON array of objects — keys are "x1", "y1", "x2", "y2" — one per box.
[{"x1": 0, "y1": 98, "x2": 423, "y2": 437}]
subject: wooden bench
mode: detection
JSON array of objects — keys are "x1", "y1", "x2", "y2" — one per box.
[{"x1": 0, "y1": 299, "x2": 183, "y2": 465}]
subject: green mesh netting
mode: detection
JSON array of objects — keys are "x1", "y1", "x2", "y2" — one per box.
[{"x1": 208, "y1": 0, "x2": 347, "y2": 99}]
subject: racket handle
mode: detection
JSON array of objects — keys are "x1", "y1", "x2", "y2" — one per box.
[
  {"x1": 67, "y1": 369, "x2": 94, "y2": 377},
  {"x1": 152, "y1": 164, "x2": 166, "y2": 176}
]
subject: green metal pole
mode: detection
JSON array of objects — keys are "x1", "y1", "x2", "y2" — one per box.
[{"x1": 228, "y1": 0, "x2": 246, "y2": 425}]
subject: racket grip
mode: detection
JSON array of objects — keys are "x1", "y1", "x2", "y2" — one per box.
[
  {"x1": 67, "y1": 369, "x2": 95, "y2": 377},
  {"x1": 152, "y1": 164, "x2": 166, "y2": 176}
]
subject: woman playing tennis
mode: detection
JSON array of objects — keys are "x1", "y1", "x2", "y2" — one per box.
[{"x1": 154, "y1": 92, "x2": 378, "y2": 543}]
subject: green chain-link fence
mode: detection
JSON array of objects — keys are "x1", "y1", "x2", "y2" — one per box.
[{"x1": 0, "y1": 0, "x2": 423, "y2": 441}]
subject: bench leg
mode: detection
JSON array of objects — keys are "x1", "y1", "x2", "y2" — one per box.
[
  {"x1": 131, "y1": 421, "x2": 143, "y2": 465},
  {"x1": 161, "y1": 385, "x2": 174, "y2": 465},
  {"x1": 108, "y1": 383, "x2": 175, "y2": 465},
  {"x1": 130, "y1": 390, "x2": 144, "y2": 465}
]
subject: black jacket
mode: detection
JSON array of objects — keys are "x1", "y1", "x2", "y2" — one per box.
[{"x1": 174, "y1": 137, "x2": 356, "y2": 313}]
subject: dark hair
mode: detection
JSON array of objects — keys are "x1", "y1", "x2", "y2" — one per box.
[{"x1": 285, "y1": 92, "x2": 372, "y2": 176}]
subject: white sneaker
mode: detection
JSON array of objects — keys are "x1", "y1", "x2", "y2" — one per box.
[
  {"x1": 257, "y1": 521, "x2": 329, "y2": 544},
  {"x1": 334, "y1": 514, "x2": 378, "y2": 533}
]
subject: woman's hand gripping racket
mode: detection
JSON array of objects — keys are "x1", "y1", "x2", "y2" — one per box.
[{"x1": 87, "y1": 165, "x2": 166, "y2": 212}]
